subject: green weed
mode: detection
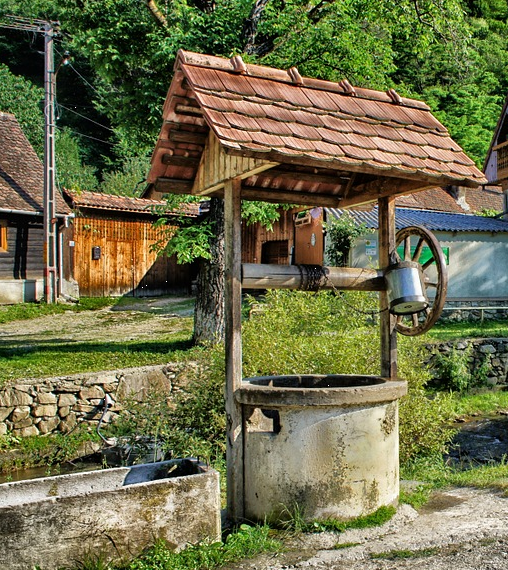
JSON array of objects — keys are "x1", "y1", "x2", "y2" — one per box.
[
  {"x1": 307, "y1": 506, "x2": 396, "y2": 533},
  {"x1": 429, "y1": 319, "x2": 508, "y2": 341},
  {"x1": 399, "y1": 484, "x2": 434, "y2": 510},
  {"x1": 124, "y1": 524, "x2": 280, "y2": 570},
  {"x1": 451, "y1": 391, "x2": 508, "y2": 416},
  {"x1": 277, "y1": 504, "x2": 396, "y2": 534},
  {"x1": 430, "y1": 346, "x2": 491, "y2": 393},
  {"x1": 334, "y1": 542, "x2": 361, "y2": 549}
]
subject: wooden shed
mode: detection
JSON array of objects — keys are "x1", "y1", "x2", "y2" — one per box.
[
  {"x1": 63, "y1": 190, "x2": 199, "y2": 297},
  {"x1": 0, "y1": 112, "x2": 72, "y2": 303}
]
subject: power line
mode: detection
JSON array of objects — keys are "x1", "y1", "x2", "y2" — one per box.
[
  {"x1": 56, "y1": 125, "x2": 116, "y2": 146},
  {"x1": 64, "y1": 59, "x2": 114, "y2": 108},
  {"x1": 56, "y1": 103, "x2": 115, "y2": 132}
]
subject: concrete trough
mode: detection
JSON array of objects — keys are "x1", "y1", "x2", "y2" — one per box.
[
  {"x1": 0, "y1": 458, "x2": 221, "y2": 570},
  {"x1": 238, "y1": 374, "x2": 407, "y2": 523}
]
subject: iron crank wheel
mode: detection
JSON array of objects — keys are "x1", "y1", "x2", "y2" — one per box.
[{"x1": 394, "y1": 225, "x2": 448, "y2": 336}]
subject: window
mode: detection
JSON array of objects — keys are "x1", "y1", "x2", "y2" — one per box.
[{"x1": 0, "y1": 221, "x2": 7, "y2": 252}]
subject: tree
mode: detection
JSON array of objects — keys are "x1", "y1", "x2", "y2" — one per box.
[{"x1": 3, "y1": 0, "x2": 506, "y2": 341}]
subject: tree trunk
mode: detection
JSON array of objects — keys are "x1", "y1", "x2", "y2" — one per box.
[{"x1": 193, "y1": 197, "x2": 225, "y2": 344}]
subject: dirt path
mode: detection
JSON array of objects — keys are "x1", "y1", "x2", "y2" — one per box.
[
  {"x1": 0, "y1": 296, "x2": 194, "y2": 343},
  {"x1": 234, "y1": 487, "x2": 508, "y2": 569}
]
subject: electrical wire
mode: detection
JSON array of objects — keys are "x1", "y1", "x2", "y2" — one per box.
[
  {"x1": 65, "y1": 59, "x2": 114, "y2": 107},
  {"x1": 55, "y1": 124, "x2": 116, "y2": 146},
  {"x1": 57, "y1": 103, "x2": 115, "y2": 132}
]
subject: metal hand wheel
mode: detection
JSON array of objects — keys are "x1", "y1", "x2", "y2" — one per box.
[{"x1": 393, "y1": 225, "x2": 448, "y2": 336}]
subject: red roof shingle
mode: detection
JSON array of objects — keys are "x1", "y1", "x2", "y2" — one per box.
[
  {"x1": 0, "y1": 112, "x2": 69, "y2": 215},
  {"x1": 148, "y1": 51, "x2": 487, "y2": 207},
  {"x1": 65, "y1": 189, "x2": 200, "y2": 217}
]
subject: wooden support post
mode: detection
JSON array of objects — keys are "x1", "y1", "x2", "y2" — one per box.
[
  {"x1": 378, "y1": 197, "x2": 398, "y2": 379},
  {"x1": 224, "y1": 177, "x2": 244, "y2": 521}
]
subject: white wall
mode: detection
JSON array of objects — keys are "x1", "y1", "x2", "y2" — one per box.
[{"x1": 349, "y1": 231, "x2": 508, "y2": 301}]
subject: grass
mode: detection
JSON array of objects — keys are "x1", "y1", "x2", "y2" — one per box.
[
  {"x1": 68, "y1": 524, "x2": 282, "y2": 570},
  {"x1": 450, "y1": 390, "x2": 508, "y2": 416},
  {"x1": 371, "y1": 547, "x2": 439, "y2": 560},
  {"x1": 0, "y1": 297, "x2": 114, "y2": 324},
  {"x1": 428, "y1": 318, "x2": 508, "y2": 341},
  {"x1": 0, "y1": 296, "x2": 196, "y2": 382},
  {"x1": 0, "y1": 328, "x2": 194, "y2": 382}
]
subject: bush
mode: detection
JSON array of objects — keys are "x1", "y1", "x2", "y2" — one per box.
[
  {"x1": 430, "y1": 346, "x2": 491, "y2": 393},
  {"x1": 243, "y1": 290, "x2": 454, "y2": 463},
  {"x1": 114, "y1": 290, "x2": 454, "y2": 469},
  {"x1": 114, "y1": 347, "x2": 226, "y2": 466}
]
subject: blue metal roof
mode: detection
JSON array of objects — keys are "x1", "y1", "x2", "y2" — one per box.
[{"x1": 326, "y1": 207, "x2": 508, "y2": 233}]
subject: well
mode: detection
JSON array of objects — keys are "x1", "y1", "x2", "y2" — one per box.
[
  {"x1": 147, "y1": 50, "x2": 486, "y2": 522},
  {"x1": 0, "y1": 459, "x2": 220, "y2": 570},
  {"x1": 239, "y1": 375, "x2": 406, "y2": 522}
]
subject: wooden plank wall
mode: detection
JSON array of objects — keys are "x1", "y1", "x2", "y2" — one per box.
[
  {"x1": 72, "y1": 217, "x2": 194, "y2": 297},
  {"x1": 192, "y1": 132, "x2": 277, "y2": 195},
  {"x1": 0, "y1": 219, "x2": 44, "y2": 279},
  {"x1": 241, "y1": 208, "x2": 295, "y2": 264}
]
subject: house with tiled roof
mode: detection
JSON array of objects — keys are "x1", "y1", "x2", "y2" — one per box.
[
  {"x1": 0, "y1": 112, "x2": 72, "y2": 303},
  {"x1": 62, "y1": 190, "x2": 200, "y2": 297},
  {"x1": 322, "y1": 204, "x2": 508, "y2": 309},
  {"x1": 484, "y1": 93, "x2": 508, "y2": 199}
]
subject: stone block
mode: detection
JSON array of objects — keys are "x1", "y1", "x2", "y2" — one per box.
[
  {"x1": 56, "y1": 383, "x2": 82, "y2": 392},
  {"x1": 58, "y1": 406, "x2": 71, "y2": 418},
  {"x1": 58, "y1": 394, "x2": 76, "y2": 407},
  {"x1": 11, "y1": 407, "x2": 30, "y2": 423},
  {"x1": 0, "y1": 390, "x2": 33, "y2": 407},
  {"x1": 116, "y1": 367, "x2": 171, "y2": 402},
  {"x1": 13, "y1": 418, "x2": 33, "y2": 429},
  {"x1": 79, "y1": 387, "x2": 104, "y2": 401},
  {"x1": 73, "y1": 404, "x2": 96, "y2": 414},
  {"x1": 36, "y1": 393, "x2": 57, "y2": 405},
  {"x1": 13, "y1": 385, "x2": 32, "y2": 394},
  {"x1": 59, "y1": 414, "x2": 77, "y2": 433},
  {"x1": 38, "y1": 417, "x2": 60, "y2": 435},
  {"x1": 0, "y1": 423, "x2": 7, "y2": 436},
  {"x1": 12, "y1": 425, "x2": 39, "y2": 437},
  {"x1": 0, "y1": 407, "x2": 14, "y2": 422},
  {"x1": 85, "y1": 374, "x2": 118, "y2": 386},
  {"x1": 32, "y1": 405, "x2": 58, "y2": 418}
]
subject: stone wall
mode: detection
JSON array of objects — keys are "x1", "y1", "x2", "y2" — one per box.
[
  {"x1": 1, "y1": 340, "x2": 507, "y2": 440},
  {"x1": 0, "y1": 364, "x2": 189, "y2": 438},
  {"x1": 426, "y1": 338, "x2": 508, "y2": 387},
  {"x1": 441, "y1": 300, "x2": 508, "y2": 322}
]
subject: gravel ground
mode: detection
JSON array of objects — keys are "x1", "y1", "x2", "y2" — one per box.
[
  {"x1": 0, "y1": 296, "x2": 194, "y2": 343},
  {"x1": 231, "y1": 487, "x2": 508, "y2": 570}
]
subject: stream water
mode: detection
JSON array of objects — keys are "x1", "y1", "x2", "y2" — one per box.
[{"x1": 446, "y1": 415, "x2": 508, "y2": 465}]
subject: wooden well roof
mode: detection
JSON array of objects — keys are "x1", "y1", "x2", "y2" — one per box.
[{"x1": 147, "y1": 51, "x2": 487, "y2": 208}]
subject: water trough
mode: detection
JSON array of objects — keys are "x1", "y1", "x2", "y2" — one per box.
[{"x1": 0, "y1": 458, "x2": 220, "y2": 570}]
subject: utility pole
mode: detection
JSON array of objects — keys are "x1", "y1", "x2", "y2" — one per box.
[
  {"x1": 43, "y1": 21, "x2": 57, "y2": 303},
  {"x1": 1, "y1": 16, "x2": 59, "y2": 303}
]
